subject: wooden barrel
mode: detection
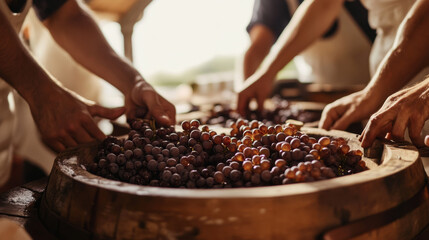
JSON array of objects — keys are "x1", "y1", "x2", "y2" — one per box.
[{"x1": 39, "y1": 128, "x2": 429, "y2": 240}]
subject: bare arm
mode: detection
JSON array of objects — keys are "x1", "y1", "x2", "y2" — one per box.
[
  {"x1": 260, "y1": 0, "x2": 343, "y2": 76},
  {"x1": 43, "y1": 0, "x2": 175, "y2": 124},
  {"x1": 320, "y1": 0, "x2": 429, "y2": 130},
  {"x1": 0, "y1": 7, "x2": 53, "y2": 102},
  {"x1": 237, "y1": 0, "x2": 344, "y2": 115},
  {"x1": 242, "y1": 25, "x2": 275, "y2": 80},
  {"x1": 365, "y1": 0, "x2": 429, "y2": 102},
  {"x1": 0, "y1": 10, "x2": 124, "y2": 152}
]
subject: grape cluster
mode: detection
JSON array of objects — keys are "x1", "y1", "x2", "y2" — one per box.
[
  {"x1": 200, "y1": 96, "x2": 321, "y2": 127},
  {"x1": 89, "y1": 119, "x2": 367, "y2": 188}
]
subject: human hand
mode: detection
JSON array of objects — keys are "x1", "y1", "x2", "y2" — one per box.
[
  {"x1": 319, "y1": 89, "x2": 382, "y2": 131},
  {"x1": 360, "y1": 82, "x2": 429, "y2": 148},
  {"x1": 237, "y1": 72, "x2": 275, "y2": 117},
  {"x1": 30, "y1": 87, "x2": 125, "y2": 152},
  {"x1": 125, "y1": 81, "x2": 176, "y2": 126}
]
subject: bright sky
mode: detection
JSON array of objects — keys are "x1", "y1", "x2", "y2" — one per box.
[{"x1": 100, "y1": 0, "x2": 254, "y2": 77}]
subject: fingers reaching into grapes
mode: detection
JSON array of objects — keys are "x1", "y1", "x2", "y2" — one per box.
[
  {"x1": 237, "y1": 91, "x2": 251, "y2": 117},
  {"x1": 236, "y1": 72, "x2": 275, "y2": 117},
  {"x1": 360, "y1": 80, "x2": 429, "y2": 148},
  {"x1": 126, "y1": 81, "x2": 176, "y2": 126},
  {"x1": 319, "y1": 90, "x2": 380, "y2": 131},
  {"x1": 30, "y1": 87, "x2": 125, "y2": 152}
]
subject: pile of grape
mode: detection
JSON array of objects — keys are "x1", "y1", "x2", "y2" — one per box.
[
  {"x1": 88, "y1": 119, "x2": 367, "y2": 188},
  {"x1": 200, "y1": 97, "x2": 321, "y2": 126}
]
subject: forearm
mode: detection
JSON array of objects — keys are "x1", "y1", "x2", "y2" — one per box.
[
  {"x1": 43, "y1": 0, "x2": 143, "y2": 95},
  {"x1": 260, "y1": 0, "x2": 343, "y2": 76},
  {"x1": 365, "y1": 0, "x2": 429, "y2": 101},
  {"x1": 243, "y1": 44, "x2": 271, "y2": 80},
  {"x1": 0, "y1": 10, "x2": 59, "y2": 106}
]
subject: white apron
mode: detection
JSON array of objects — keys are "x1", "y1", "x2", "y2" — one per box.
[
  {"x1": 0, "y1": 0, "x2": 32, "y2": 186},
  {"x1": 287, "y1": 0, "x2": 372, "y2": 87}
]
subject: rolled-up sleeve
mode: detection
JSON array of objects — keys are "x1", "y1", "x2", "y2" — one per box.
[{"x1": 246, "y1": 0, "x2": 291, "y2": 41}]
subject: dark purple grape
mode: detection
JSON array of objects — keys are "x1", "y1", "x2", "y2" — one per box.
[
  {"x1": 170, "y1": 147, "x2": 180, "y2": 157},
  {"x1": 165, "y1": 143, "x2": 175, "y2": 150},
  {"x1": 157, "y1": 161, "x2": 167, "y2": 172},
  {"x1": 162, "y1": 170, "x2": 172, "y2": 182},
  {"x1": 124, "y1": 140, "x2": 134, "y2": 150},
  {"x1": 230, "y1": 170, "x2": 241, "y2": 182},
  {"x1": 189, "y1": 170, "x2": 200, "y2": 181},
  {"x1": 291, "y1": 149, "x2": 304, "y2": 161},
  {"x1": 134, "y1": 161, "x2": 143, "y2": 170},
  {"x1": 149, "y1": 180, "x2": 159, "y2": 186},
  {"x1": 169, "y1": 133, "x2": 179, "y2": 142},
  {"x1": 143, "y1": 144, "x2": 152, "y2": 154},
  {"x1": 116, "y1": 154, "x2": 126, "y2": 165},
  {"x1": 99, "y1": 159, "x2": 108, "y2": 168},
  {"x1": 196, "y1": 177, "x2": 206, "y2": 188},
  {"x1": 194, "y1": 144, "x2": 203, "y2": 154},
  {"x1": 147, "y1": 159, "x2": 158, "y2": 172},
  {"x1": 151, "y1": 147, "x2": 161, "y2": 156},
  {"x1": 202, "y1": 140, "x2": 213, "y2": 151},
  {"x1": 178, "y1": 145, "x2": 187, "y2": 154},
  {"x1": 243, "y1": 170, "x2": 252, "y2": 181},
  {"x1": 188, "y1": 138, "x2": 197, "y2": 147},
  {"x1": 132, "y1": 137, "x2": 143, "y2": 148},
  {"x1": 176, "y1": 164, "x2": 185, "y2": 175},
  {"x1": 261, "y1": 170, "x2": 272, "y2": 182},
  {"x1": 111, "y1": 144, "x2": 121, "y2": 154},
  {"x1": 206, "y1": 177, "x2": 214, "y2": 188},
  {"x1": 222, "y1": 166, "x2": 232, "y2": 177},
  {"x1": 106, "y1": 154, "x2": 116, "y2": 164},
  {"x1": 194, "y1": 156, "x2": 204, "y2": 167},
  {"x1": 161, "y1": 149, "x2": 169, "y2": 157},
  {"x1": 125, "y1": 161, "x2": 134, "y2": 170},
  {"x1": 170, "y1": 173, "x2": 181, "y2": 187},
  {"x1": 214, "y1": 171, "x2": 224, "y2": 184},
  {"x1": 304, "y1": 154, "x2": 315, "y2": 162},
  {"x1": 143, "y1": 129, "x2": 154, "y2": 138},
  {"x1": 108, "y1": 163, "x2": 119, "y2": 174},
  {"x1": 186, "y1": 180, "x2": 196, "y2": 188},
  {"x1": 190, "y1": 130, "x2": 201, "y2": 140},
  {"x1": 230, "y1": 161, "x2": 240, "y2": 170},
  {"x1": 251, "y1": 173, "x2": 261, "y2": 185},
  {"x1": 166, "y1": 158, "x2": 177, "y2": 167},
  {"x1": 133, "y1": 148, "x2": 143, "y2": 158},
  {"x1": 131, "y1": 120, "x2": 143, "y2": 130},
  {"x1": 179, "y1": 136, "x2": 189, "y2": 146},
  {"x1": 216, "y1": 163, "x2": 225, "y2": 171},
  {"x1": 213, "y1": 144, "x2": 224, "y2": 153}
]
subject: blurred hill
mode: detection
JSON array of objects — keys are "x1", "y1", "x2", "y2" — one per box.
[
  {"x1": 148, "y1": 55, "x2": 236, "y2": 86},
  {"x1": 148, "y1": 55, "x2": 297, "y2": 87}
]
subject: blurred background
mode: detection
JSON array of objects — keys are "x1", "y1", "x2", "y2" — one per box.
[{"x1": 97, "y1": 0, "x2": 297, "y2": 112}]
